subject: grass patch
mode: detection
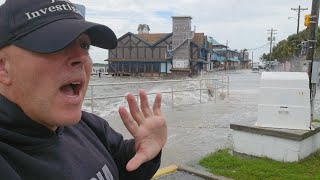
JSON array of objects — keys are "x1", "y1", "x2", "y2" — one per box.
[
  {"x1": 199, "y1": 149, "x2": 320, "y2": 180},
  {"x1": 312, "y1": 119, "x2": 320, "y2": 123}
]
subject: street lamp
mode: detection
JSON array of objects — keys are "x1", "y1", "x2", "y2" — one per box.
[
  {"x1": 288, "y1": 16, "x2": 298, "y2": 20},
  {"x1": 288, "y1": 16, "x2": 298, "y2": 34}
]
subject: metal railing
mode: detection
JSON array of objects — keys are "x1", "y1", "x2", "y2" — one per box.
[{"x1": 84, "y1": 75, "x2": 229, "y2": 113}]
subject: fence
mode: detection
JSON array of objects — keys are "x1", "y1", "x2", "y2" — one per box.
[{"x1": 84, "y1": 75, "x2": 229, "y2": 113}]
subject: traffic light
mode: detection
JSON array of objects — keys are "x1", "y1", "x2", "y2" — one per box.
[{"x1": 304, "y1": 14, "x2": 311, "y2": 27}]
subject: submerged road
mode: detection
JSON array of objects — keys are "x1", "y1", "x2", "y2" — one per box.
[
  {"x1": 102, "y1": 70, "x2": 260, "y2": 168},
  {"x1": 87, "y1": 69, "x2": 320, "y2": 171}
]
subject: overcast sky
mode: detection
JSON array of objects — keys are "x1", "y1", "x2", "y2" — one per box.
[{"x1": 1, "y1": 0, "x2": 313, "y2": 63}]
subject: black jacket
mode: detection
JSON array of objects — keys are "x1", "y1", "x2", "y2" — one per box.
[{"x1": 0, "y1": 96, "x2": 161, "y2": 180}]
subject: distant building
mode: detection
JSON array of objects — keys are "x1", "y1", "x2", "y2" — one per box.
[
  {"x1": 137, "y1": 24, "x2": 150, "y2": 34},
  {"x1": 209, "y1": 38, "x2": 241, "y2": 70},
  {"x1": 239, "y1": 50, "x2": 251, "y2": 69},
  {"x1": 106, "y1": 16, "x2": 209, "y2": 77},
  {"x1": 92, "y1": 64, "x2": 108, "y2": 75},
  {"x1": 106, "y1": 16, "x2": 248, "y2": 77}
]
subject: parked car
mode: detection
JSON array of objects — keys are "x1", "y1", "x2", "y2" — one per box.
[
  {"x1": 252, "y1": 63, "x2": 259, "y2": 71},
  {"x1": 258, "y1": 63, "x2": 266, "y2": 69}
]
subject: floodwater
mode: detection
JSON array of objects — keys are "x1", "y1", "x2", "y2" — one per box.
[{"x1": 83, "y1": 69, "x2": 320, "y2": 179}]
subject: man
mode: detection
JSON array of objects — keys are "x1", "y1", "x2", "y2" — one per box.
[{"x1": 0, "y1": 0, "x2": 167, "y2": 180}]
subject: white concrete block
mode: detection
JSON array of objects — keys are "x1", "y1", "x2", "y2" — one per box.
[{"x1": 232, "y1": 127, "x2": 320, "y2": 162}]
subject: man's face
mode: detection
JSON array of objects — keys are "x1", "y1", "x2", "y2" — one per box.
[{"x1": 2, "y1": 34, "x2": 92, "y2": 130}]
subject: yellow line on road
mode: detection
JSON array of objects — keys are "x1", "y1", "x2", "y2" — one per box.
[{"x1": 152, "y1": 165, "x2": 178, "y2": 179}]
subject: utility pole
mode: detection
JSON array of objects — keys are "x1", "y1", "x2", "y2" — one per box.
[
  {"x1": 252, "y1": 52, "x2": 254, "y2": 69},
  {"x1": 307, "y1": 0, "x2": 320, "y2": 121},
  {"x1": 225, "y1": 40, "x2": 228, "y2": 70},
  {"x1": 242, "y1": 49, "x2": 247, "y2": 69},
  {"x1": 267, "y1": 28, "x2": 277, "y2": 61},
  {"x1": 291, "y1": 5, "x2": 308, "y2": 35},
  {"x1": 291, "y1": 5, "x2": 308, "y2": 56}
]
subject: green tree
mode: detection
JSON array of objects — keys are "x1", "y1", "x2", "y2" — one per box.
[{"x1": 261, "y1": 27, "x2": 320, "y2": 61}]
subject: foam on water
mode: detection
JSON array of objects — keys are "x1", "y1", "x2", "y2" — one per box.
[
  {"x1": 85, "y1": 69, "x2": 320, "y2": 121},
  {"x1": 83, "y1": 75, "x2": 224, "y2": 116}
]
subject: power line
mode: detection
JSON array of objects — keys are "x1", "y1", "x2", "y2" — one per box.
[
  {"x1": 247, "y1": 43, "x2": 270, "y2": 51},
  {"x1": 291, "y1": 5, "x2": 308, "y2": 56},
  {"x1": 291, "y1": 5, "x2": 308, "y2": 35}
]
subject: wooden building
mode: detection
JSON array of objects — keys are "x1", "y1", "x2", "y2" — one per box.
[
  {"x1": 106, "y1": 17, "x2": 209, "y2": 77},
  {"x1": 107, "y1": 32, "x2": 172, "y2": 77}
]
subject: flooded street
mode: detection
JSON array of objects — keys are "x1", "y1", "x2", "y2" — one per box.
[
  {"x1": 83, "y1": 69, "x2": 320, "y2": 178},
  {"x1": 158, "y1": 70, "x2": 260, "y2": 168},
  {"x1": 84, "y1": 70, "x2": 259, "y2": 167}
]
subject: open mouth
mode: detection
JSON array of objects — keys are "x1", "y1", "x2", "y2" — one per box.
[{"x1": 59, "y1": 82, "x2": 82, "y2": 96}]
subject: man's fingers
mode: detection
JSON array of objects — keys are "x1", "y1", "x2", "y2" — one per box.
[
  {"x1": 126, "y1": 152, "x2": 148, "y2": 172},
  {"x1": 139, "y1": 90, "x2": 153, "y2": 117},
  {"x1": 118, "y1": 106, "x2": 138, "y2": 136},
  {"x1": 153, "y1": 92, "x2": 162, "y2": 116},
  {"x1": 126, "y1": 93, "x2": 145, "y2": 125}
]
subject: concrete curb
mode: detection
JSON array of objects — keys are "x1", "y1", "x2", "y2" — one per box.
[
  {"x1": 152, "y1": 164, "x2": 233, "y2": 180},
  {"x1": 178, "y1": 165, "x2": 233, "y2": 180},
  {"x1": 152, "y1": 165, "x2": 178, "y2": 179}
]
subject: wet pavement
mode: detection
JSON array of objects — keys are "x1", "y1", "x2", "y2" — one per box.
[
  {"x1": 86, "y1": 69, "x2": 320, "y2": 179},
  {"x1": 89, "y1": 70, "x2": 260, "y2": 168}
]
